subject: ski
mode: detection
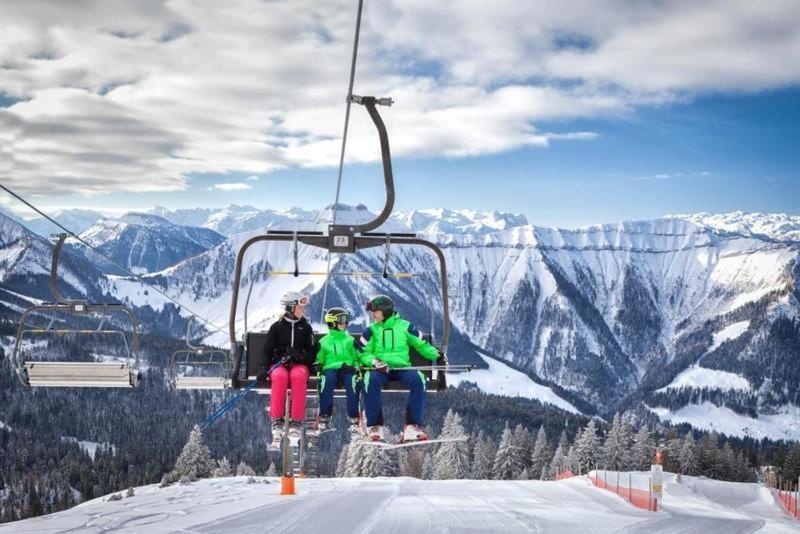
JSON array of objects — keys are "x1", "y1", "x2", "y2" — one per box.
[{"x1": 354, "y1": 436, "x2": 468, "y2": 449}]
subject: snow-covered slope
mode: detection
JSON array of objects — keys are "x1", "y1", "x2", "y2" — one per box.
[
  {"x1": 673, "y1": 211, "x2": 800, "y2": 243},
  {"x1": 3, "y1": 474, "x2": 797, "y2": 533},
  {"x1": 79, "y1": 213, "x2": 225, "y2": 274}
]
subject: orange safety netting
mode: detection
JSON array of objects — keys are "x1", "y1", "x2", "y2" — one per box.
[
  {"x1": 555, "y1": 470, "x2": 575, "y2": 480},
  {"x1": 775, "y1": 489, "x2": 800, "y2": 519},
  {"x1": 589, "y1": 473, "x2": 658, "y2": 512}
]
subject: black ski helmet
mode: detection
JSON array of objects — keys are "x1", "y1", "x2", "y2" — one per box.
[
  {"x1": 366, "y1": 295, "x2": 395, "y2": 317},
  {"x1": 324, "y1": 307, "x2": 350, "y2": 329}
]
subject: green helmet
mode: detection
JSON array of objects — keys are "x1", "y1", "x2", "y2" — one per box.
[
  {"x1": 324, "y1": 307, "x2": 350, "y2": 329},
  {"x1": 365, "y1": 295, "x2": 394, "y2": 317}
]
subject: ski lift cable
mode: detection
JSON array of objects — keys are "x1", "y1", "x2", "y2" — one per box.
[
  {"x1": 0, "y1": 183, "x2": 228, "y2": 337},
  {"x1": 320, "y1": 0, "x2": 365, "y2": 322}
]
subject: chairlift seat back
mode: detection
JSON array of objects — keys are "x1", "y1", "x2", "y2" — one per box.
[{"x1": 241, "y1": 331, "x2": 445, "y2": 392}]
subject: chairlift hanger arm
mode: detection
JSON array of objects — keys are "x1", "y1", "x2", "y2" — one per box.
[
  {"x1": 49, "y1": 233, "x2": 87, "y2": 306},
  {"x1": 330, "y1": 95, "x2": 395, "y2": 235}
]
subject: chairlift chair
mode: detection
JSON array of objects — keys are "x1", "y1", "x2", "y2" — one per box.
[
  {"x1": 229, "y1": 96, "x2": 464, "y2": 395},
  {"x1": 10, "y1": 233, "x2": 141, "y2": 388},
  {"x1": 169, "y1": 318, "x2": 231, "y2": 390}
]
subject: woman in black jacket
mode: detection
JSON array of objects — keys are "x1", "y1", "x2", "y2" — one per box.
[{"x1": 259, "y1": 291, "x2": 317, "y2": 443}]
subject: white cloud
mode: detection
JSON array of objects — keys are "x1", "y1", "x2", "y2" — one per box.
[
  {"x1": 210, "y1": 182, "x2": 251, "y2": 191},
  {"x1": 0, "y1": 0, "x2": 796, "y2": 196},
  {"x1": 246, "y1": 175, "x2": 259, "y2": 181}
]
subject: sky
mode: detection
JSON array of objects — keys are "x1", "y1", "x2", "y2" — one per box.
[{"x1": 0, "y1": 0, "x2": 798, "y2": 228}]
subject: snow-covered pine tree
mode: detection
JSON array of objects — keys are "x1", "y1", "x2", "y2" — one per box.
[
  {"x1": 336, "y1": 445, "x2": 349, "y2": 478},
  {"x1": 265, "y1": 462, "x2": 278, "y2": 477},
  {"x1": 213, "y1": 457, "x2": 233, "y2": 478},
  {"x1": 601, "y1": 414, "x2": 627, "y2": 470},
  {"x1": 529, "y1": 426, "x2": 551, "y2": 480},
  {"x1": 677, "y1": 432, "x2": 697, "y2": 475},
  {"x1": 470, "y1": 431, "x2": 494, "y2": 480},
  {"x1": 629, "y1": 427, "x2": 656, "y2": 471},
  {"x1": 433, "y1": 409, "x2": 470, "y2": 480},
  {"x1": 492, "y1": 423, "x2": 525, "y2": 480},
  {"x1": 345, "y1": 443, "x2": 368, "y2": 477},
  {"x1": 236, "y1": 461, "x2": 256, "y2": 477},
  {"x1": 548, "y1": 442, "x2": 568, "y2": 478},
  {"x1": 513, "y1": 424, "x2": 531, "y2": 469},
  {"x1": 570, "y1": 420, "x2": 599, "y2": 474},
  {"x1": 167, "y1": 425, "x2": 215, "y2": 483},
  {"x1": 421, "y1": 452, "x2": 434, "y2": 480}
]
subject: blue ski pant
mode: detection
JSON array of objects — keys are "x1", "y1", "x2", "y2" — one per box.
[
  {"x1": 364, "y1": 369, "x2": 427, "y2": 426},
  {"x1": 318, "y1": 369, "x2": 360, "y2": 418}
]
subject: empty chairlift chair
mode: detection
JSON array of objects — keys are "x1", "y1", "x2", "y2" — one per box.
[
  {"x1": 10, "y1": 233, "x2": 141, "y2": 388},
  {"x1": 169, "y1": 318, "x2": 231, "y2": 390}
]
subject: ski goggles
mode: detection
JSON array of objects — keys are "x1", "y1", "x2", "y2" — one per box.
[
  {"x1": 324, "y1": 312, "x2": 350, "y2": 325},
  {"x1": 293, "y1": 295, "x2": 310, "y2": 306}
]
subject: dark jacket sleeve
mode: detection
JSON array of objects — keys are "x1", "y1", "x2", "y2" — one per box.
[{"x1": 262, "y1": 322, "x2": 277, "y2": 368}]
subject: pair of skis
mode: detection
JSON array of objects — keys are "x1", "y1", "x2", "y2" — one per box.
[{"x1": 355, "y1": 435, "x2": 468, "y2": 450}]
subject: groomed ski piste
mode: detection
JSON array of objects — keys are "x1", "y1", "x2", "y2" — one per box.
[{"x1": 3, "y1": 472, "x2": 797, "y2": 533}]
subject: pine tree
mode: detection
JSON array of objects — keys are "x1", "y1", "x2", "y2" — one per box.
[
  {"x1": 782, "y1": 443, "x2": 800, "y2": 483},
  {"x1": 602, "y1": 414, "x2": 628, "y2": 470},
  {"x1": 433, "y1": 410, "x2": 470, "y2": 480},
  {"x1": 677, "y1": 432, "x2": 697, "y2": 475},
  {"x1": 265, "y1": 462, "x2": 278, "y2": 477},
  {"x1": 470, "y1": 432, "x2": 495, "y2": 480},
  {"x1": 236, "y1": 461, "x2": 256, "y2": 477},
  {"x1": 421, "y1": 452, "x2": 434, "y2": 480},
  {"x1": 571, "y1": 420, "x2": 600, "y2": 474},
  {"x1": 336, "y1": 445, "x2": 349, "y2": 478},
  {"x1": 513, "y1": 424, "x2": 531, "y2": 468},
  {"x1": 345, "y1": 443, "x2": 367, "y2": 477},
  {"x1": 629, "y1": 427, "x2": 656, "y2": 471},
  {"x1": 167, "y1": 425, "x2": 215, "y2": 483},
  {"x1": 213, "y1": 457, "x2": 233, "y2": 478},
  {"x1": 493, "y1": 423, "x2": 525, "y2": 480},
  {"x1": 549, "y1": 443, "x2": 568, "y2": 479},
  {"x1": 529, "y1": 426, "x2": 551, "y2": 480}
]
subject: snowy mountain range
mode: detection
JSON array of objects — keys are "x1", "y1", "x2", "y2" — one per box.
[
  {"x1": 1, "y1": 207, "x2": 798, "y2": 440},
  {"x1": 78, "y1": 213, "x2": 225, "y2": 274}
]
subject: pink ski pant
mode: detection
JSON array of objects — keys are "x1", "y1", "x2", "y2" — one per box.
[{"x1": 269, "y1": 364, "x2": 309, "y2": 420}]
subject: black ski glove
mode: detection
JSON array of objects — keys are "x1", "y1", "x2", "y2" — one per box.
[{"x1": 256, "y1": 367, "x2": 270, "y2": 383}]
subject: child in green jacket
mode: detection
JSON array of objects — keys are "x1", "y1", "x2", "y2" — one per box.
[{"x1": 315, "y1": 307, "x2": 361, "y2": 431}]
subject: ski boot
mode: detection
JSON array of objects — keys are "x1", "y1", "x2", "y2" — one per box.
[
  {"x1": 400, "y1": 424, "x2": 428, "y2": 443},
  {"x1": 288, "y1": 419, "x2": 303, "y2": 447},
  {"x1": 347, "y1": 416, "x2": 360, "y2": 435},
  {"x1": 270, "y1": 418, "x2": 284, "y2": 449},
  {"x1": 367, "y1": 425, "x2": 385, "y2": 442}
]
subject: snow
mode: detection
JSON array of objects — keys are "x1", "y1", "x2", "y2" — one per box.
[
  {"x1": 591, "y1": 470, "x2": 798, "y2": 532},
  {"x1": 450, "y1": 352, "x2": 581, "y2": 414},
  {"x1": 61, "y1": 437, "x2": 116, "y2": 459},
  {"x1": 706, "y1": 321, "x2": 750, "y2": 354},
  {"x1": 4, "y1": 474, "x2": 798, "y2": 533},
  {"x1": 0, "y1": 421, "x2": 11, "y2": 432},
  {"x1": 657, "y1": 366, "x2": 751, "y2": 393},
  {"x1": 647, "y1": 403, "x2": 800, "y2": 441}
]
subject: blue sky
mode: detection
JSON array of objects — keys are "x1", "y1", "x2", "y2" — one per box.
[
  {"x1": 1, "y1": 1, "x2": 798, "y2": 228},
  {"x1": 37, "y1": 88, "x2": 798, "y2": 228}
]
